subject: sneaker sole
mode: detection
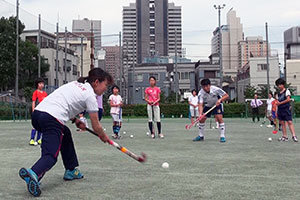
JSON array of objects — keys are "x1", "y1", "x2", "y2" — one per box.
[{"x1": 19, "y1": 168, "x2": 41, "y2": 197}]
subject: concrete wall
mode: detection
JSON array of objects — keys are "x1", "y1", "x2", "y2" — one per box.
[{"x1": 286, "y1": 59, "x2": 300, "y2": 95}]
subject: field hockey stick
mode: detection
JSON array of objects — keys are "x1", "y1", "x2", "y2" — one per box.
[
  {"x1": 85, "y1": 127, "x2": 147, "y2": 163},
  {"x1": 151, "y1": 104, "x2": 155, "y2": 134},
  {"x1": 185, "y1": 105, "x2": 217, "y2": 130}
]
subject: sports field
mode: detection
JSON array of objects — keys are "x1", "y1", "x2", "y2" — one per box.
[{"x1": 1, "y1": 118, "x2": 299, "y2": 200}]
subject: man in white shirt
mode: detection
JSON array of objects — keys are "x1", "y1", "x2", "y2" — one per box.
[{"x1": 250, "y1": 94, "x2": 263, "y2": 122}]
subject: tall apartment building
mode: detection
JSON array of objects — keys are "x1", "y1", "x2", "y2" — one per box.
[
  {"x1": 211, "y1": 9, "x2": 243, "y2": 78},
  {"x1": 102, "y1": 46, "x2": 120, "y2": 79},
  {"x1": 284, "y1": 26, "x2": 300, "y2": 59},
  {"x1": 72, "y1": 18, "x2": 101, "y2": 53},
  {"x1": 238, "y1": 36, "x2": 268, "y2": 68},
  {"x1": 123, "y1": 0, "x2": 182, "y2": 65}
]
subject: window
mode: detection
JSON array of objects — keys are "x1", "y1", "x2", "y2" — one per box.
[
  {"x1": 135, "y1": 74, "x2": 143, "y2": 82},
  {"x1": 150, "y1": 13, "x2": 155, "y2": 19},
  {"x1": 150, "y1": 21, "x2": 155, "y2": 27},
  {"x1": 149, "y1": 73, "x2": 159, "y2": 81},
  {"x1": 55, "y1": 60, "x2": 60, "y2": 71},
  {"x1": 180, "y1": 72, "x2": 190, "y2": 80},
  {"x1": 150, "y1": 36, "x2": 155, "y2": 42},
  {"x1": 150, "y1": 29, "x2": 155, "y2": 34},
  {"x1": 72, "y1": 65, "x2": 78, "y2": 75},
  {"x1": 204, "y1": 71, "x2": 216, "y2": 78},
  {"x1": 257, "y1": 64, "x2": 267, "y2": 71}
]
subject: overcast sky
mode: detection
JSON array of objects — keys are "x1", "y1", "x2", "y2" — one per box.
[{"x1": 1, "y1": 0, "x2": 300, "y2": 62}]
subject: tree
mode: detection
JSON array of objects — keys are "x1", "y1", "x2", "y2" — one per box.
[
  {"x1": 244, "y1": 85, "x2": 257, "y2": 99},
  {"x1": 0, "y1": 16, "x2": 49, "y2": 92},
  {"x1": 257, "y1": 85, "x2": 269, "y2": 99}
]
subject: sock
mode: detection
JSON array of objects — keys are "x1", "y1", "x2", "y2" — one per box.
[
  {"x1": 216, "y1": 122, "x2": 219, "y2": 127},
  {"x1": 270, "y1": 121, "x2": 274, "y2": 125},
  {"x1": 219, "y1": 123, "x2": 225, "y2": 138},
  {"x1": 157, "y1": 122, "x2": 161, "y2": 134},
  {"x1": 36, "y1": 132, "x2": 42, "y2": 140},
  {"x1": 30, "y1": 129, "x2": 36, "y2": 140},
  {"x1": 113, "y1": 125, "x2": 117, "y2": 134},
  {"x1": 198, "y1": 123, "x2": 205, "y2": 137},
  {"x1": 116, "y1": 126, "x2": 121, "y2": 134},
  {"x1": 148, "y1": 122, "x2": 153, "y2": 134}
]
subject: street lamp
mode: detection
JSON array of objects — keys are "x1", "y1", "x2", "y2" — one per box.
[{"x1": 213, "y1": 4, "x2": 226, "y2": 88}]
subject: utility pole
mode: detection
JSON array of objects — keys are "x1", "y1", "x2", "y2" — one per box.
[
  {"x1": 125, "y1": 39, "x2": 129, "y2": 104},
  {"x1": 55, "y1": 22, "x2": 59, "y2": 87},
  {"x1": 38, "y1": 14, "x2": 41, "y2": 78},
  {"x1": 64, "y1": 27, "x2": 67, "y2": 83},
  {"x1": 90, "y1": 22, "x2": 94, "y2": 69},
  {"x1": 265, "y1": 22, "x2": 270, "y2": 96},
  {"x1": 80, "y1": 35, "x2": 83, "y2": 77},
  {"x1": 132, "y1": 31, "x2": 136, "y2": 104},
  {"x1": 175, "y1": 28, "x2": 178, "y2": 104},
  {"x1": 15, "y1": 0, "x2": 19, "y2": 99},
  {"x1": 214, "y1": 4, "x2": 226, "y2": 88},
  {"x1": 119, "y1": 31, "x2": 123, "y2": 96}
]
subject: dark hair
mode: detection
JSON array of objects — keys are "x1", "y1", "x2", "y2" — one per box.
[
  {"x1": 78, "y1": 68, "x2": 113, "y2": 85},
  {"x1": 191, "y1": 89, "x2": 197, "y2": 94},
  {"x1": 269, "y1": 92, "x2": 273, "y2": 97},
  {"x1": 35, "y1": 78, "x2": 45, "y2": 89},
  {"x1": 201, "y1": 79, "x2": 211, "y2": 86},
  {"x1": 112, "y1": 85, "x2": 120, "y2": 92},
  {"x1": 275, "y1": 78, "x2": 285, "y2": 86},
  {"x1": 149, "y1": 76, "x2": 156, "y2": 81}
]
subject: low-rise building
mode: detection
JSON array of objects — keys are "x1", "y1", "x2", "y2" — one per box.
[{"x1": 21, "y1": 30, "x2": 80, "y2": 87}]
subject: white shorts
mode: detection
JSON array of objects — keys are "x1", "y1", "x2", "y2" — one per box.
[
  {"x1": 111, "y1": 113, "x2": 122, "y2": 122},
  {"x1": 147, "y1": 104, "x2": 161, "y2": 122},
  {"x1": 266, "y1": 110, "x2": 272, "y2": 117},
  {"x1": 190, "y1": 107, "x2": 199, "y2": 117}
]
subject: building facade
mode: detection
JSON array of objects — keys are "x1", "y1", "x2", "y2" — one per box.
[
  {"x1": 211, "y1": 9, "x2": 243, "y2": 78},
  {"x1": 286, "y1": 59, "x2": 300, "y2": 95},
  {"x1": 127, "y1": 62, "x2": 195, "y2": 104},
  {"x1": 284, "y1": 26, "x2": 300, "y2": 60},
  {"x1": 21, "y1": 30, "x2": 80, "y2": 87},
  {"x1": 72, "y1": 18, "x2": 102, "y2": 53},
  {"x1": 237, "y1": 57, "x2": 280, "y2": 102},
  {"x1": 102, "y1": 46, "x2": 121, "y2": 80},
  {"x1": 123, "y1": 0, "x2": 182, "y2": 65},
  {"x1": 238, "y1": 36, "x2": 268, "y2": 68}
]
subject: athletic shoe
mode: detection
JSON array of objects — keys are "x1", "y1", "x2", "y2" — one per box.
[
  {"x1": 37, "y1": 139, "x2": 42, "y2": 145},
  {"x1": 63, "y1": 168, "x2": 84, "y2": 181},
  {"x1": 158, "y1": 133, "x2": 164, "y2": 139},
  {"x1": 112, "y1": 134, "x2": 118, "y2": 139},
  {"x1": 19, "y1": 168, "x2": 41, "y2": 197},
  {"x1": 29, "y1": 139, "x2": 35, "y2": 145},
  {"x1": 278, "y1": 136, "x2": 288, "y2": 142},
  {"x1": 193, "y1": 135, "x2": 204, "y2": 142},
  {"x1": 220, "y1": 137, "x2": 226, "y2": 143},
  {"x1": 267, "y1": 125, "x2": 273, "y2": 128},
  {"x1": 292, "y1": 136, "x2": 298, "y2": 142},
  {"x1": 151, "y1": 134, "x2": 155, "y2": 139}
]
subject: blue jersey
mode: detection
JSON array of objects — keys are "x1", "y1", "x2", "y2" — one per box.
[{"x1": 277, "y1": 89, "x2": 291, "y2": 110}]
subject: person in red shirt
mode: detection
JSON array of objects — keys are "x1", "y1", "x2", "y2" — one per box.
[
  {"x1": 29, "y1": 78, "x2": 48, "y2": 146},
  {"x1": 145, "y1": 76, "x2": 163, "y2": 139}
]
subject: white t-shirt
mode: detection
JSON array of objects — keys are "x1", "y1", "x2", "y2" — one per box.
[
  {"x1": 188, "y1": 95, "x2": 198, "y2": 109},
  {"x1": 109, "y1": 94, "x2": 122, "y2": 114},
  {"x1": 266, "y1": 97, "x2": 274, "y2": 111},
  {"x1": 36, "y1": 81, "x2": 98, "y2": 124},
  {"x1": 198, "y1": 85, "x2": 226, "y2": 107}
]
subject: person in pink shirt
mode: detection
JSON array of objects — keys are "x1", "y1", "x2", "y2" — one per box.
[{"x1": 145, "y1": 76, "x2": 163, "y2": 139}]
